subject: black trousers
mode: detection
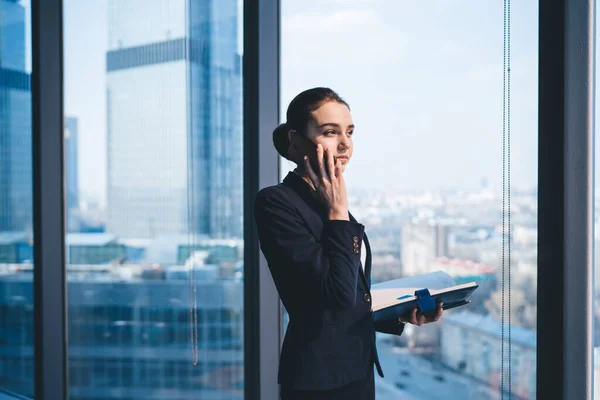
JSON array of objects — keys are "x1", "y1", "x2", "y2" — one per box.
[{"x1": 280, "y1": 366, "x2": 375, "y2": 400}]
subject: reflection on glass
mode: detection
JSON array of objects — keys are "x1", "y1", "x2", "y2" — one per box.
[
  {"x1": 64, "y1": 0, "x2": 244, "y2": 399},
  {"x1": 280, "y1": 1, "x2": 538, "y2": 399},
  {"x1": 0, "y1": 0, "x2": 34, "y2": 398}
]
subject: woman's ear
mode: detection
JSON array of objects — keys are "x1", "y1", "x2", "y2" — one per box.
[{"x1": 287, "y1": 129, "x2": 297, "y2": 144}]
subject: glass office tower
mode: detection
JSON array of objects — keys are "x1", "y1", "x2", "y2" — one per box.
[
  {"x1": 0, "y1": 0, "x2": 32, "y2": 234},
  {"x1": 106, "y1": 0, "x2": 242, "y2": 240}
]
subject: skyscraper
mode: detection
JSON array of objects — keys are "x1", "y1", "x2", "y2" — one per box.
[
  {"x1": 106, "y1": 0, "x2": 243, "y2": 240},
  {"x1": 65, "y1": 116, "x2": 80, "y2": 213},
  {"x1": 0, "y1": 0, "x2": 25, "y2": 70},
  {"x1": 65, "y1": 116, "x2": 80, "y2": 232},
  {"x1": 0, "y1": 0, "x2": 32, "y2": 233}
]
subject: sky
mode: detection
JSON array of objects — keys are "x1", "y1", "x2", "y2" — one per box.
[
  {"x1": 17, "y1": 0, "x2": 597, "y2": 205},
  {"x1": 280, "y1": 0, "x2": 539, "y2": 193},
  {"x1": 22, "y1": 0, "x2": 109, "y2": 204}
]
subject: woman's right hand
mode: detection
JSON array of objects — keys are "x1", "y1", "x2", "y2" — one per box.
[{"x1": 304, "y1": 144, "x2": 349, "y2": 221}]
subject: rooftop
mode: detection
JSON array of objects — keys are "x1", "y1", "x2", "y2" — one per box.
[
  {"x1": 0, "y1": 231, "x2": 29, "y2": 245},
  {"x1": 66, "y1": 233, "x2": 118, "y2": 246},
  {"x1": 444, "y1": 310, "x2": 536, "y2": 348},
  {"x1": 432, "y1": 257, "x2": 495, "y2": 274}
]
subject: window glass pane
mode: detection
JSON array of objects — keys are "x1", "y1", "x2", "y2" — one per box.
[
  {"x1": 63, "y1": 0, "x2": 244, "y2": 398},
  {"x1": 280, "y1": 2, "x2": 538, "y2": 398},
  {"x1": 0, "y1": 0, "x2": 34, "y2": 397}
]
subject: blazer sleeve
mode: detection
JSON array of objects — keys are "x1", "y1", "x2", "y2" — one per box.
[
  {"x1": 254, "y1": 187, "x2": 364, "y2": 310},
  {"x1": 374, "y1": 318, "x2": 405, "y2": 336}
]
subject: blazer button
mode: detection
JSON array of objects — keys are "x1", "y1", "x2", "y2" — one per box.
[
  {"x1": 353, "y1": 236, "x2": 359, "y2": 243},
  {"x1": 353, "y1": 247, "x2": 360, "y2": 254},
  {"x1": 363, "y1": 293, "x2": 371, "y2": 303}
]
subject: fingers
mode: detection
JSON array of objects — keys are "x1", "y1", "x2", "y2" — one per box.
[
  {"x1": 316, "y1": 144, "x2": 327, "y2": 179},
  {"x1": 326, "y1": 148, "x2": 336, "y2": 179},
  {"x1": 433, "y1": 301, "x2": 443, "y2": 322},
  {"x1": 409, "y1": 308, "x2": 425, "y2": 326},
  {"x1": 408, "y1": 308, "x2": 418, "y2": 325},
  {"x1": 406, "y1": 304, "x2": 444, "y2": 326},
  {"x1": 309, "y1": 145, "x2": 339, "y2": 181},
  {"x1": 304, "y1": 146, "x2": 338, "y2": 184},
  {"x1": 334, "y1": 158, "x2": 343, "y2": 177},
  {"x1": 417, "y1": 312, "x2": 426, "y2": 326},
  {"x1": 303, "y1": 156, "x2": 319, "y2": 187}
]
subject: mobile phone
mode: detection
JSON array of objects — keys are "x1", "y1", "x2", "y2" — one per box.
[{"x1": 295, "y1": 135, "x2": 320, "y2": 172}]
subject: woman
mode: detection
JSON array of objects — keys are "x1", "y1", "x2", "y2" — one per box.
[{"x1": 254, "y1": 87, "x2": 443, "y2": 399}]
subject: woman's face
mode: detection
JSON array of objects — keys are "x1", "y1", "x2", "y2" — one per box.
[{"x1": 289, "y1": 101, "x2": 354, "y2": 173}]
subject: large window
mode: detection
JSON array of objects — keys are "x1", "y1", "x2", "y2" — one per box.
[
  {"x1": 0, "y1": 0, "x2": 34, "y2": 397},
  {"x1": 63, "y1": 1, "x2": 244, "y2": 399},
  {"x1": 0, "y1": 0, "x2": 593, "y2": 397},
  {"x1": 280, "y1": 1, "x2": 538, "y2": 398}
]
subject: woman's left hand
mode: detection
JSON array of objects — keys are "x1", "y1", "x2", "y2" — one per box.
[{"x1": 400, "y1": 301, "x2": 443, "y2": 326}]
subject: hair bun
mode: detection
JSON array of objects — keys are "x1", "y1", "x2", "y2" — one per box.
[{"x1": 272, "y1": 122, "x2": 291, "y2": 160}]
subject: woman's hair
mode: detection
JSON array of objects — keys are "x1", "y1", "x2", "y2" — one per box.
[{"x1": 273, "y1": 87, "x2": 349, "y2": 161}]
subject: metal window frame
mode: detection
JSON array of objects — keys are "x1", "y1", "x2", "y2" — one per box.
[
  {"x1": 537, "y1": 0, "x2": 594, "y2": 399},
  {"x1": 31, "y1": 0, "x2": 68, "y2": 399},
  {"x1": 243, "y1": 0, "x2": 282, "y2": 399}
]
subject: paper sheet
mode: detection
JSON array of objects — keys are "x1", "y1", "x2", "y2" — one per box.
[{"x1": 371, "y1": 271, "x2": 459, "y2": 312}]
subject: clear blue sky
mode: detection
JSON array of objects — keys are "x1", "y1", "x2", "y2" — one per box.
[
  {"x1": 280, "y1": 0, "x2": 540, "y2": 193},
  {"x1": 21, "y1": 0, "x2": 600, "y2": 204}
]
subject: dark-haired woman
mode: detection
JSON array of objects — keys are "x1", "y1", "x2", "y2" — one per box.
[{"x1": 254, "y1": 87, "x2": 443, "y2": 400}]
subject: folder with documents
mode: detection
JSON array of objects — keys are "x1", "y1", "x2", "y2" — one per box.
[{"x1": 371, "y1": 271, "x2": 478, "y2": 322}]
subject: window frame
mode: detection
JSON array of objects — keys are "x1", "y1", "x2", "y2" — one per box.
[
  {"x1": 29, "y1": 0, "x2": 596, "y2": 398},
  {"x1": 32, "y1": 0, "x2": 68, "y2": 398},
  {"x1": 537, "y1": 0, "x2": 594, "y2": 398}
]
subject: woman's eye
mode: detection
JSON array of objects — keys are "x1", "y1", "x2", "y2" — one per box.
[
  {"x1": 324, "y1": 130, "x2": 336, "y2": 136},
  {"x1": 347, "y1": 130, "x2": 354, "y2": 136}
]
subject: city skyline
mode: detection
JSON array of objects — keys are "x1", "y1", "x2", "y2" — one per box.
[{"x1": 0, "y1": 183, "x2": 539, "y2": 398}]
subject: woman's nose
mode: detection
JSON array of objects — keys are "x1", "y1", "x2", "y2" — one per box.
[{"x1": 338, "y1": 135, "x2": 350, "y2": 150}]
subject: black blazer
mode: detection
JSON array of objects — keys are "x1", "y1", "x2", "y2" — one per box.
[{"x1": 254, "y1": 172, "x2": 404, "y2": 391}]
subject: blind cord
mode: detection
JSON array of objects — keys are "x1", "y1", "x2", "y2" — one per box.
[
  {"x1": 187, "y1": 0, "x2": 199, "y2": 366},
  {"x1": 501, "y1": 0, "x2": 512, "y2": 397}
]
